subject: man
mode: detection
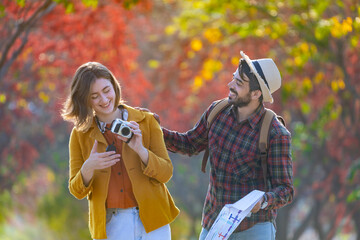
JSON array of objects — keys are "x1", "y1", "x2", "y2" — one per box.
[{"x1": 162, "y1": 51, "x2": 294, "y2": 240}]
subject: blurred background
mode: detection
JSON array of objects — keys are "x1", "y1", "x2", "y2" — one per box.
[{"x1": 0, "y1": 0, "x2": 359, "y2": 239}]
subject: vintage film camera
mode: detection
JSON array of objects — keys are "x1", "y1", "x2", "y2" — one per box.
[{"x1": 110, "y1": 119, "x2": 133, "y2": 139}]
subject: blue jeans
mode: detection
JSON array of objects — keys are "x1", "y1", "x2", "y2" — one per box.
[
  {"x1": 199, "y1": 222, "x2": 276, "y2": 240},
  {"x1": 94, "y1": 207, "x2": 171, "y2": 240}
]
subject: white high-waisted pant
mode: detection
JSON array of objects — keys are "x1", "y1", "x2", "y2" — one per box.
[{"x1": 94, "y1": 207, "x2": 171, "y2": 240}]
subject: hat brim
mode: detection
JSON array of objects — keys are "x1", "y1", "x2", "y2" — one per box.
[{"x1": 240, "y1": 51, "x2": 273, "y2": 103}]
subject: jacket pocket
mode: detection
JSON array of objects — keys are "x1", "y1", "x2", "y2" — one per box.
[{"x1": 106, "y1": 210, "x2": 113, "y2": 224}]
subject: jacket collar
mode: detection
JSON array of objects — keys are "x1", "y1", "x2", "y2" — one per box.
[{"x1": 121, "y1": 103, "x2": 146, "y2": 123}]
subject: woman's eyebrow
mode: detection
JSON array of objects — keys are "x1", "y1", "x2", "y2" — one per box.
[{"x1": 91, "y1": 85, "x2": 110, "y2": 95}]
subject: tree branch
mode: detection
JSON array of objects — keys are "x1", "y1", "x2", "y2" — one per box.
[{"x1": 0, "y1": 0, "x2": 55, "y2": 80}]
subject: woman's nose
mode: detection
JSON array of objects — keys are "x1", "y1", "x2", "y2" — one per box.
[{"x1": 99, "y1": 93, "x2": 107, "y2": 103}]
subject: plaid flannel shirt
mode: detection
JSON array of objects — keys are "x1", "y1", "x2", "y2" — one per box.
[{"x1": 162, "y1": 101, "x2": 294, "y2": 232}]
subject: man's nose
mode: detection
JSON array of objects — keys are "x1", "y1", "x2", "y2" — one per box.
[{"x1": 228, "y1": 79, "x2": 235, "y2": 87}]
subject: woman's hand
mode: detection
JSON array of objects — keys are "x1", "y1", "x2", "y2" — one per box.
[
  {"x1": 116, "y1": 121, "x2": 149, "y2": 165},
  {"x1": 81, "y1": 140, "x2": 121, "y2": 186}
]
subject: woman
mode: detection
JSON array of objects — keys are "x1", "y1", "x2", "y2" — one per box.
[{"x1": 61, "y1": 62, "x2": 179, "y2": 240}]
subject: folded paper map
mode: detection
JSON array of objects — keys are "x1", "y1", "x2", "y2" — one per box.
[{"x1": 205, "y1": 190, "x2": 265, "y2": 240}]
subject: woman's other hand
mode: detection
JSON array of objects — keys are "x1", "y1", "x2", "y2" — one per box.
[{"x1": 81, "y1": 140, "x2": 121, "y2": 186}]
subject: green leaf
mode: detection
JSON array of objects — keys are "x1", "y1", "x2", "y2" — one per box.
[
  {"x1": 347, "y1": 159, "x2": 360, "y2": 182},
  {"x1": 300, "y1": 101, "x2": 311, "y2": 115},
  {"x1": 123, "y1": 0, "x2": 140, "y2": 10},
  {"x1": 0, "y1": 3, "x2": 5, "y2": 18},
  {"x1": 347, "y1": 187, "x2": 360, "y2": 203},
  {"x1": 16, "y1": 0, "x2": 25, "y2": 7},
  {"x1": 81, "y1": 0, "x2": 98, "y2": 8}
]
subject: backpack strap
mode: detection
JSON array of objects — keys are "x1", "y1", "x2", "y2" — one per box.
[
  {"x1": 259, "y1": 109, "x2": 276, "y2": 191},
  {"x1": 201, "y1": 98, "x2": 230, "y2": 173}
]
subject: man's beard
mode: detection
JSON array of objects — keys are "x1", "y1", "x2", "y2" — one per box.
[{"x1": 228, "y1": 90, "x2": 251, "y2": 108}]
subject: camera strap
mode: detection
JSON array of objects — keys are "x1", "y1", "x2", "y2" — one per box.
[{"x1": 95, "y1": 106, "x2": 129, "y2": 133}]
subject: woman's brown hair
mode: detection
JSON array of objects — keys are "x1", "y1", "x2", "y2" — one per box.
[{"x1": 61, "y1": 62, "x2": 122, "y2": 132}]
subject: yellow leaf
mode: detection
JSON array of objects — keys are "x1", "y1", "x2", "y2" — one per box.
[
  {"x1": 351, "y1": 36, "x2": 358, "y2": 47},
  {"x1": 190, "y1": 39, "x2": 202, "y2": 51},
  {"x1": 231, "y1": 57, "x2": 239, "y2": 66},
  {"x1": 192, "y1": 76, "x2": 203, "y2": 91},
  {"x1": 17, "y1": 0, "x2": 25, "y2": 7},
  {"x1": 330, "y1": 17, "x2": 342, "y2": 38},
  {"x1": 65, "y1": 3, "x2": 74, "y2": 14},
  {"x1": 82, "y1": 0, "x2": 98, "y2": 9},
  {"x1": 331, "y1": 16, "x2": 353, "y2": 38},
  {"x1": 192, "y1": 1, "x2": 205, "y2": 9},
  {"x1": 203, "y1": 28, "x2": 222, "y2": 44},
  {"x1": 342, "y1": 17, "x2": 352, "y2": 33},
  {"x1": 201, "y1": 59, "x2": 223, "y2": 80},
  {"x1": 39, "y1": 92, "x2": 50, "y2": 103},
  {"x1": 300, "y1": 42, "x2": 309, "y2": 52},
  {"x1": 294, "y1": 56, "x2": 303, "y2": 67},
  {"x1": 165, "y1": 25, "x2": 176, "y2": 35},
  {"x1": 187, "y1": 51, "x2": 195, "y2": 59},
  {"x1": 148, "y1": 60, "x2": 160, "y2": 69},
  {"x1": 249, "y1": 7, "x2": 257, "y2": 17},
  {"x1": 302, "y1": 77, "x2": 313, "y2": 92},
  {"x1": 47, "y1": 169, "x2": 55, "y2": 183},
  {"x1": 331, "y1": 81, "x2": 339, "y2": 92},
  {"x1": 48, "y1": 83, "x2": 56, "y2": 91},
  {"x1": 180, "y1": 62, "x2": 188, "y2": 69},
  {"x1": 18, "y1": 98, "x2": 27, "y2": 108},
  {"x1": 338, "y1": 79, "x2": 345, "y2": 90},
  {"x1": 201, "y1": 70, "x2": 213, "y2": 80},
  {"x1": 314, "y1": 72, "x2": 324, "y2": 84},
  {"x1": 36, "y1": 82, "x2": 43, "y2": 91},
  {"x1": 0, "y1": 94, "x2": 6, "y2": 103}
]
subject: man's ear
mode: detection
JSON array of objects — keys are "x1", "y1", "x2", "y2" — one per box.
[{"x1": 251, "y1": 90, "x2": 262, "y2": 100}]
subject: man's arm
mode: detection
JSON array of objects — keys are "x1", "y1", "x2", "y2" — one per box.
[{"x1": 162, "y1": 114, "x2": 208, "y2": 156}]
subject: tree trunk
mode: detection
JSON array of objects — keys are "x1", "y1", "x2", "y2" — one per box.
[
  {"x1": 276, "y1": 204, "x2": 292, "y2": 240},
  {"x1": 353, "y1": 209, "x2": 360, "y2": 240}
]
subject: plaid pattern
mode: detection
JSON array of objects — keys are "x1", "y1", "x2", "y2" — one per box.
[{"x1": 163, "y1": 101, "x2": 294, "y2": 232}]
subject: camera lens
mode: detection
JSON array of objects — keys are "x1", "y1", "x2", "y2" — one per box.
[{"x1": 121, "y1": 127, "x2": 131, "y2": 137}]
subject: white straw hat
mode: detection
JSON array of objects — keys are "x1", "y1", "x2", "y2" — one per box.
[{"x1": 240, "y1": 51, "x2": 281, "y2": 103}]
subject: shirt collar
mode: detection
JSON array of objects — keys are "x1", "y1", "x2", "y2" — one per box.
[
  {"x1": 95, "y1": 106, "x2": 129, "y2": 133},
  {"x1": 230, "y1": 104, "x2": 265, "y2": 129}
]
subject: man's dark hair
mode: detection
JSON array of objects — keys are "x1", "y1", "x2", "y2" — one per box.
[{"x1": 238, "y1": 59, "x2": 263, "y2": 103}]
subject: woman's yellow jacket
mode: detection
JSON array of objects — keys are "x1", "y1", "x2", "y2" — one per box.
[{"x1": 68, "y1": 104, "x2": 179, "y2": 239}]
